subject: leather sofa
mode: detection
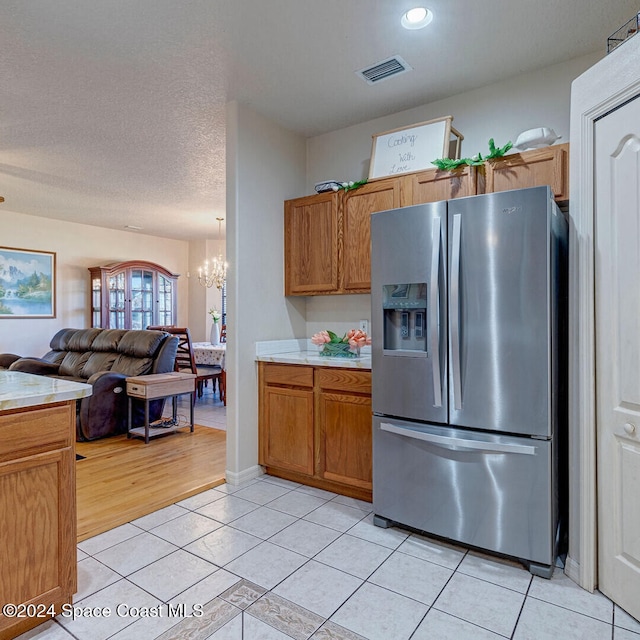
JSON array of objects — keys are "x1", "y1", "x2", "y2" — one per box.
[{"x1": 3, "y1": 328, "x2": 179, "y2": 441}]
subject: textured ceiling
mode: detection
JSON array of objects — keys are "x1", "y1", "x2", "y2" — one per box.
[{"x1": 0, "y1": 0, "x2": 637, "y2": 240}]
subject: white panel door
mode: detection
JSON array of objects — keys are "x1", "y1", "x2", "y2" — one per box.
[{"x1": 595, "y1": 95, "x2": 640, "y2": 621}]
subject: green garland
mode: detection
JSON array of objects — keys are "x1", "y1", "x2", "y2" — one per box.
[
  {"x1": 337, "y1": 179, "x2": 368, "y2": 192},
  {"x1": 432, "y1": 138, "x2": 513, "y2": 171}
]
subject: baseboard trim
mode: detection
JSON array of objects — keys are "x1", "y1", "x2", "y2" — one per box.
[
  {"x1": 225, "y1": 465, "x2": 264, "y2": 486},
  {"x1": 564, "y1": 555, "x2": 591, "y2": 591}
]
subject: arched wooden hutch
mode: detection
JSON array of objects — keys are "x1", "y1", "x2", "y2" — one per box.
[{"x1": 88, "y1": 260, "x2": 179, "y2": 329}]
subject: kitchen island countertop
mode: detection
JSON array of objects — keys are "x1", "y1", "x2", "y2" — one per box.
[{"x1": 0, "y1": 370, "x2": 92, "y2": 411}]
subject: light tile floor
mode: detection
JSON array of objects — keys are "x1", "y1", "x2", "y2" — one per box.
[
  {"x1": 16, "y1": 394, "x2": 640, "y2": 640},
  {"x1": 17, "y1": 474, "x2": 640, "y2": 640}
]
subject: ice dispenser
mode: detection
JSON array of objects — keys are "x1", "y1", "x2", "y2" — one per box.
[{"x1": 382, "y1": 283, "x2": 428, "y2": 354}]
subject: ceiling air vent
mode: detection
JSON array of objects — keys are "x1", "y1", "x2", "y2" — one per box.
[{"x1": 356, "y1": 55, "x2": 412, "y2": 85}]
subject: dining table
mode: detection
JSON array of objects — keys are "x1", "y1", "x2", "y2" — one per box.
[{"x1": 192, "y1": 342, "x2": 226, "y2": 369}]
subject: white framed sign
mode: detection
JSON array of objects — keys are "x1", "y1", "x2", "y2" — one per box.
[{"x1": 368, "y1": 116, "x2": 463, "y2": 179}]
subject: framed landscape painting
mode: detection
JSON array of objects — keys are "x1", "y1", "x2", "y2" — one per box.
[{"x1": 0, "y1": 247, "x2": 56, "y2": 318}]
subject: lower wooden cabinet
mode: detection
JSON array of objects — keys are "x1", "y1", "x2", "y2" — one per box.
[
  {"x1": 259, "y1": 364, "x2": 314, "y2": 477},
  {"x1": 258, "y1": 362, "x2": 372, "y2": 501},
  {"x1": 0, "y1": 402, "x2": 77, "y2": 639},
  {"x1": 317, "y1": 368, "x2": 372, "y2": 492}
]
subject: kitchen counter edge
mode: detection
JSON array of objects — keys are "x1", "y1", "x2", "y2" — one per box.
[
  {"x1": 0, "y1": 370, "x2": 92, "y2": 411},
  {"x1": 256, "y1": 351, "x2": 371, "y2": 370}
]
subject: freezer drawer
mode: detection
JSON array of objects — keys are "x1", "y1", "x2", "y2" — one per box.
[{"x1": 373, "y1": 416, "x2": 557, "y2": 567}]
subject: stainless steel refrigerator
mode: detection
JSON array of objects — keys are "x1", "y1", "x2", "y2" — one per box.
[{"x1": 371, "y1": 186, "x2": 567, "y2": 578}]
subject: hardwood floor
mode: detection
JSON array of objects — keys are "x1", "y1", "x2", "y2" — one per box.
[{"x1": 75, "y1": 425, "x2": 226, "y2": 541}]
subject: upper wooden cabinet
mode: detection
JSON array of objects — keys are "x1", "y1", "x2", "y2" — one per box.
[
  {"x1": 284, "y1": 168, "x2": 477, "y2": 296},
  {"x1": 342, "y1": 177, "x2": 403, "y2": 292},
  {"x1": 89, "y1": 260, "x2": 179, "y2": 330},
  {"x1": 483, "y1": 142, "x2": 569, "y2": 201},
  {"x1": 284, "y1": 146, "x2": 568, "y2": 296},
  {"x1": 409, "y1": 165, "x2": 479, "y2": 204},
  {"x1": 284, "y1": 191, "x2": 340, "y2": 295}
]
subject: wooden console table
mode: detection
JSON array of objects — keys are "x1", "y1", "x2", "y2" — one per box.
[{"x1": 126, "y1": 372, "x2": 196, "y2": 444}]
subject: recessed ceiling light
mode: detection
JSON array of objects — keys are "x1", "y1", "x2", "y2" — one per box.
[
  {"x1": 125, "y1": 225, "x2": 143, "y2": 230},
  {"x1": 401, "y1": 7, "x2": 433, "y2": 30}
]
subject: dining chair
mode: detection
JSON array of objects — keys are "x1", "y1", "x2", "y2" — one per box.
[
  {"x1": 218, "y1": 326, "x2": 226, "y2": 403},
  {"x1": 149, "y1": 326, "x2": 222, "y2": 400}
]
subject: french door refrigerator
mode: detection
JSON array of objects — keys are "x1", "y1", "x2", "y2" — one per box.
[{"x1": 371, "y1": 186, "x2": 567, "y2": 578}]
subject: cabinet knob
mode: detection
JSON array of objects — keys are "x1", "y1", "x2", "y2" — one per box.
[{"x1": 624, "y1": 422, "x2": 636, "y2": 436}]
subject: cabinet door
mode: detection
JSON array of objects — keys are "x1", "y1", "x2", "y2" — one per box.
[
  {"x1": 0, "y1": 403, "x2": 76, "y2": 639},
  {"x1": 484, "y1": 143, "x2": 569, "y2": 201},
  {"x1": 157, "y1": 274, "x2": 175, "y2": 326},
  {"x1": 108, "y1": 270, "x2": 127, "y2": 329},
  {"x1": 342, "y1": 178, "x2": 402, "y2": 292},
  {"x1": 410, "y1": 166, "x2": 478, "y2": 204},
  {"x1": 285, "y1": 192, "x2": 339, "y2": 295},
  {"x1": 318, "y1": 390, "x2": 372, "y2": 490},
  {"x1": 260, "y1": 385, "x2": 314, "y2": 475},
  {"x1": 0, "y1": 451, "x2": 75, "y2": 624},
  {"x1": 130, "y1": 268, "x2": 155, "y2": 330}
]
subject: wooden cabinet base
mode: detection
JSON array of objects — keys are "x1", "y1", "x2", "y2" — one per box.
[
  {"x1": 0, "y1": 402, "x2": 76, "y2": 640},
  {"x1": 259, "y1": 362, "x2": 372, "y2": 502},
  {"x1": 0, "y1": 594, "x2": 73, "y2": 640},
  {"x1": 263, "y1": 466, "x2": 372, "y2": 503}
]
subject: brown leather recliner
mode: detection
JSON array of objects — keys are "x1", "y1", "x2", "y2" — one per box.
[
  {"x1": 6, "y1": 328, "x2": 179, "y2": 441},
  {"x1": 0, "y1": 353, "x2": 21, "y2": 369}
]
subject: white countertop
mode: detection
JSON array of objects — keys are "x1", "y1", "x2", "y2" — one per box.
[
  {"x1": 256, "y1": 340, "x2": 371, "y2": 370},
  {"x1": 0, "y1": 371, "x2": 92, "y2": 411}
]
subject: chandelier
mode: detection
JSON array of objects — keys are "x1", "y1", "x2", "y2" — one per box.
[{"x1": 198, "y1": 217, "x2": 228, "y2": 289}]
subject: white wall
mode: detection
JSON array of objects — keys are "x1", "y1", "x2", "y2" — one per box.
[
  {"x1": 306, "y1": 295, "x2": 371, "y2": 338},
  {"x1": 187, "y1": 238, "x2": 208, "y2": 342},
  {"x1": 225, "y1": 101, "x2": 307, "y2": 479},
  {"x1": 301, "y1": 52, "x2": 601, "y2": 338},
  {"x1": 188, "y1": 237, "x2": 225, "y2": 343},
  {"x1": 0, "y1": 211, "x2": 189, "y2": 356},
  {"x1": 224, "y1": 52, "x2": 604, "y2": 481},
  {"x1": 306, "y1": 52, "x2": 601, "y2": 190}
]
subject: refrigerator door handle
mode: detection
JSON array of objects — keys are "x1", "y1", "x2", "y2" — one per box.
[
  {"x1": 380, "y1": 422, "x2": 537, "y2": 455},
  {"x1": 430, "y1": 216, "x2": 442, "y2": 407},
  {"x1": 450, "y1": 213, "x2": 463, "y2": 410}
]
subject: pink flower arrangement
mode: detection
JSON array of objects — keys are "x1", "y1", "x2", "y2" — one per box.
[
  {"x1": 346, "y1": 328, "x2": 371, "y2": 349},
  {"x1": 311, "y1": 330, "x2": 331, "y2": 346},
  {"x1": 311, "y1": 329, "x2": 371, "y2": 353}
]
